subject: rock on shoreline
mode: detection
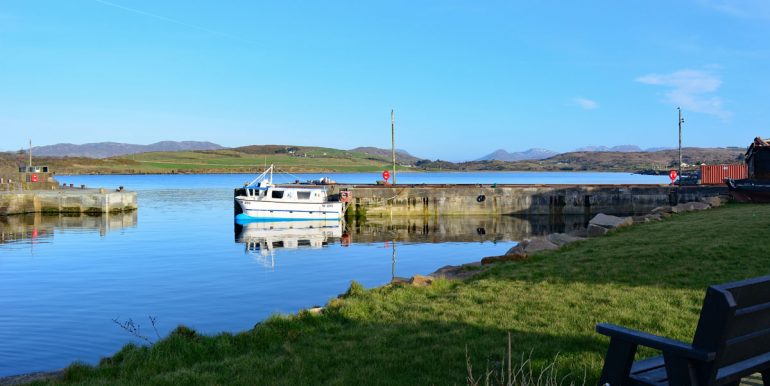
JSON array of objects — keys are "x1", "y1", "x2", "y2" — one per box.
[{"x1": 0, "y1": 370, "x2": 63, "y2": 386}]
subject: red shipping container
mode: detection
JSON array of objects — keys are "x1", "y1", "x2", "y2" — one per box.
[{"x1": 700, "y1": 164, "x2": 748, "y2": 185}]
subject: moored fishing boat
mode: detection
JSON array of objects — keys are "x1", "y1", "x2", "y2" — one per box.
[{"x1": 234, "y1": 165, "x2": 346, "y2": 221}]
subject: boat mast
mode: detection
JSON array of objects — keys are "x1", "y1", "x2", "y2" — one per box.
[{"x1": 391, "y1": 109, "x2": 396, "y2": 185}]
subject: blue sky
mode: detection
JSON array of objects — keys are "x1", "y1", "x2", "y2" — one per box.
[{"x1": 1, "y1": 0, "x2": 768, "y2": 161}]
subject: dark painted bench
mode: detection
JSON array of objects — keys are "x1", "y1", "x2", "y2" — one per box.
[{"x1": 596, "y1": 275, "x2": 770, "y2": 386}]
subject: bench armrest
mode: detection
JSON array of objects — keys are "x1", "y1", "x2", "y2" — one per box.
[{"x1": 596, "y1": 323, "x2": 715, "y2": 361}]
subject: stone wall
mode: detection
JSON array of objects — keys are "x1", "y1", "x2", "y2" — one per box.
[
  {"x1": 325, "y1": 184, "x2": 727, "y2": 217},
  {"x1": 0, "y1": 190, "x2": 137, "y2": 215}
]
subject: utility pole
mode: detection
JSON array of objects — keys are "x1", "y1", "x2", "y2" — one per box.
[
  {"x1": 28, "y1": 139, "x2": 32, "y2": 169},
  {"x1": 391, "y1": 109, "x2": 396, "y2": 185},
  {"x1": 678, "y1": 107, "x2": 684, "y2": 195}
]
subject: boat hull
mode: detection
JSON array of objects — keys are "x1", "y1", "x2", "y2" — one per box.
[
  {"x1": 235, "y1": 197, "x2": 344, "y2": 221},
  {"x1": 726, "y1": 179, "x2": 770, "y2": 203}
]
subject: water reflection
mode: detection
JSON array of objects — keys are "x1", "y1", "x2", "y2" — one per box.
[
  {"x1": 0, "y1": 212, "x2": 138, "y2": 245},
  {"x1": 234, "y1": 214, "x2": 591, "y2": 260},
  {"x1": 234, "y1": 220, "x2": 343, "y2": 267},
  {"x1": 347, "y1": 215, "x2": 590, "y2": 244}
]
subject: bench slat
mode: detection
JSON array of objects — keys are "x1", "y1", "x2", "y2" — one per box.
[
  {"x1": 721, "y1": 328, "x2": 770, "y2": 369},
  {"x1": 630, "y1": 367, "x2": 668, "y2": 386},
  {"x1": 631, "y1": 356, "x2": 668, "y2": 386},
  {"x1": 728, "y1": 302, "x2": 770, "y2": 339},
  {"x1": 631, "y1": 356, "x2": 666, "y2": 374},
  {"x1": 717, "y1": 352, "x2": 770, "y2": 385}
]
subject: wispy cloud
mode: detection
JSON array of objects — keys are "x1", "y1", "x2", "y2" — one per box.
[
  {"x1": 696, "y1": 0, "x2": 770, "y2": 20},
  {"x1": 91, "y1": 0, "x2": 254, "y2": 45},
  {"x1": 573, "y1": 97, "x2": 598, "y2": 110},
  {"x1": 635, "y1": 69, "x2": 730, "y2": 119}
]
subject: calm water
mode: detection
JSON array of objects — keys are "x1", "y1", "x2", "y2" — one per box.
[{"x1": 0, "y1": 172, "x2": 667, "y2": 376}]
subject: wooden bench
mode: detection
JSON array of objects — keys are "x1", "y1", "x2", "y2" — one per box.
[{"x1": 596, "y1": 275, "x2": 770, "y2": 386}]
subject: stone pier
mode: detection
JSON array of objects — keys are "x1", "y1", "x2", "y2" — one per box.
[
  {"x1": 323, "y1": 184, "x2": 727, "y2": 217},
  {"x1": 0, "y1": 189, "x2": 137, "y2": 216}
]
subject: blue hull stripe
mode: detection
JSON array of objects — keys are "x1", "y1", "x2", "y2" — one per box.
[
  {"x1": 235, "y1": 213, "x2": 341, "y2": 223},
  {"x1": 244, "y1": 209, "x2": 341, "y2": 214}
]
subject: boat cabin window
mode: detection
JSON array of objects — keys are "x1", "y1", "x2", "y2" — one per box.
[
  {"x1": 297, "y1": 191, "x2": 311, "y2": 200},
  {"x1": 271, "y1": 190, "x2": 284, "y2": 199}
]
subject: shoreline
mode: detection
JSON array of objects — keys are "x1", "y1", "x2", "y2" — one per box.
[{"x1": 0, "y1": 371, "x2": 63, "y2": 386}]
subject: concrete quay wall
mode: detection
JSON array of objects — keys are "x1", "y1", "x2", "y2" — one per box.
[
  {"x1": 327, "y1": 184, "x2": 727, "y2": 217},
  {"x1": 0, "y1": 190, "x2": 137, "y2": 216}
]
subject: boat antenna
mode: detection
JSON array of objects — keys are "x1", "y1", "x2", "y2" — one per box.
[
  {"x1": 391, "y1": 109, "x2": 396, "y2": 185},
  {"x1": 274, "y1": 166, "x2": 302, "y2": 182}
]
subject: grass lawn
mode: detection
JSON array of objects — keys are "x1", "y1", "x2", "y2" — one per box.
[{"x1": 47, "y1": 204, "x2": 770, "y2": 385}]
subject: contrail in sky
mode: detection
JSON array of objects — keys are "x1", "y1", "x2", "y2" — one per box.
[{"x1": 91, "y1": 0, "x2": 254, "y2": 45}]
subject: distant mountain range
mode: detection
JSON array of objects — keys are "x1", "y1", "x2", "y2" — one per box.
[
  {"x1": 477, "y1": 145, "x2": 680, "y2": 161},
  {"x1": 32, "y1": 141, "x2": 224, "y2": 158},
  {"x1": 574, "y1": 145, "x2": 642, "y2": 152},
  {"x1": 476, "y1": 148, "x2": 558, "y2": 162},
  {"x1": 22, "y1": 140, "x2": 690, "y2": 165}
]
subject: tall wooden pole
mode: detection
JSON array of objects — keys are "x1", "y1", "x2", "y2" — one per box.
[
  {"x1": 677, "y1": 107, "x2": 684, "y2": 195},
  {"x1": 28, "y1": 139, "x2": 32, "y2": 168},
  {"x1": 391, "y1": 109, "x2": 396, "y2": 184}
]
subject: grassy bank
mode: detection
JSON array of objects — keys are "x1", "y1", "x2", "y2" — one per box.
[{"x1": 45, "y1": 204, "x2": 768, "y2": 385}]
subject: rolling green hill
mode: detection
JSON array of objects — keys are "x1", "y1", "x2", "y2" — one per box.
[{"x1": 0, "y1": 146, "x2": 415, "y2": 175}]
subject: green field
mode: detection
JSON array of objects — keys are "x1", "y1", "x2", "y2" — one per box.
[
  {"x1": 24, "y1": 147, "x2": 408, "y2": 175},
  {"x1": 42, "y1": 203, "x2": 768, "y2": 385},
  {"x1": 131, "y1": 149, "x2": 394, "y2": 172}
]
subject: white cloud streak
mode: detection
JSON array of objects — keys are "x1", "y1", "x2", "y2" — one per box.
[
  {"x1": 574, "y1": 97, "x2": 598, "y2": 110},
  {"x1": 635, "y1": 69, "x2": 730, "y2": 119},
  {"x1": 91, "y1": 0, "x2": 254, "y2": 45},
  {"x1": 696, "y1": 0, "x2": 770, "y2": 20}
]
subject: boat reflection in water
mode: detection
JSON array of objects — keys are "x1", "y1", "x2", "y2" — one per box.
[
  {"x1": 0, "y1": 211, "x2": 138, "y2": 246},
  {"x1": 234, "y1": 214, "x2": 593, "y2": 266},
  {"x1": 234, "y1": 219, "x2": 344, "y2": 268}
]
